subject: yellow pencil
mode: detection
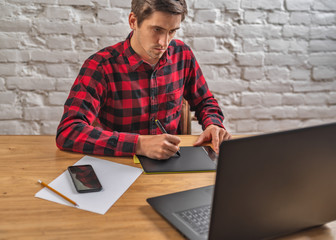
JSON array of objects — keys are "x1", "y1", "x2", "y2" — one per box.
[{"x1": 38, "y1": 180, "x2": 79, "y2": 207}]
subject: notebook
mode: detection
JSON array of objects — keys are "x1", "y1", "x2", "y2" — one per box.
[
  {"x1": 136, "y1": 146, "x2": 217, "y2": 173},
  {"x1": 147, "y1": 122, "x2": 336, "y2": 240}
]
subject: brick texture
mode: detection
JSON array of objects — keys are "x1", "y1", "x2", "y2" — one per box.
[{"x1": 0, "y1": 0, "x2": 335, "y2": 135}]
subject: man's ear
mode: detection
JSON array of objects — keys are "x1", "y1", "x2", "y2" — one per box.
[{"x1": 129, "y1": 12, "x2": 137, "y2": 30}]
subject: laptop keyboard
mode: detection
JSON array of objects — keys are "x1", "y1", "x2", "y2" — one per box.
[{"x1": 175, "y1": 205, "x2": 211, "y2": 235}]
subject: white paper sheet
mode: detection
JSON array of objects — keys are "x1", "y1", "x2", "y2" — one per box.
[{"x1": 35, "y1": 156, "x2": 143, "y2": 215}]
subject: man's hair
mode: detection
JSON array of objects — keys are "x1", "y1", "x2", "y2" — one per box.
[{"x1": 131, "y1": 0, "x2": 188, "y2": 27}]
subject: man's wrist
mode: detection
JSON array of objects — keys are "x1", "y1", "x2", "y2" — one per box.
[
  {"x1": 202, "y1": 118, "x2": 224, "y2": 130},
  {"x1": 135, "y1": 135, "x2": 143, "y2": 155},
  {"x1": 205, "y1": 124, "x2": 224, "y2": 131}
]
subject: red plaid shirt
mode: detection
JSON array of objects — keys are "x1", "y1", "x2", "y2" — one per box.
[{"x1": 56, "y1": 32, "x2": 225, "y2": 157}]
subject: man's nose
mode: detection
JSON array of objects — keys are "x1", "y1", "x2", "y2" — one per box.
[{"x1": 158, "y1": 33, "x2": 169, "y2": 48}]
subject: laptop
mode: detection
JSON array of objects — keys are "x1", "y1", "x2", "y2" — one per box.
[{"x1": 147, "y1": 122, "x2": 336, "y2": 240}]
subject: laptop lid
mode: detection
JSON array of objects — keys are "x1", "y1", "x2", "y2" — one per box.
[
  {"x1": 209, "y1": 122, "x2": 336, "y2": 239},
  {"x1": 147, "y1": 122, "x2": 336, "y2": 240}
]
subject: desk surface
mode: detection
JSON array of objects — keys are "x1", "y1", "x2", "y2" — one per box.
[{"x1": 1, "y1": 135, "x2": 336, "y2": 240}]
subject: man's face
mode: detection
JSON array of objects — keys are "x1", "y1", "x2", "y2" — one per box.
[{"x1": 129, "y1": 11, "x2": 182, "y2": 65}]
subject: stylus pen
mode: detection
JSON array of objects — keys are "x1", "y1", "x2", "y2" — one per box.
[
  {"x1": 38, "y1": 180, "x2": 79, "y2": 207},
  {"x1": 155, "y1": 119, "x2": 181, "y2": 156}
]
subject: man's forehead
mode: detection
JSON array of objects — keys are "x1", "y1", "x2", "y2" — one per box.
[{"x1": 141, "y1": 11, "x2": 182, "y2": 29}]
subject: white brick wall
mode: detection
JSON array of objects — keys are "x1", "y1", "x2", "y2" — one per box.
[{"x1": 0, "y1": 0, "x2": 335, "y2": 135}]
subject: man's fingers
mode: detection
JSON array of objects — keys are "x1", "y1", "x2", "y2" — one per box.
[
  {"x1": 164, "y1": 134, "x2": 181, "y2": 145},
  {"x1": 211, "y1": 131, "x2": 220, "y2": 153},
  {"x1": 223, "y1": 131, "x2": 232, "y2": 140},
  {"x1": 164, "y1": 140, "x2": 180, "y2": 154},
  {"x1": 193, "y1": 133, "x2": 206, "y2": 146},
  {"x1": 154, "y1": 134, "x2": 180, "y2": 159},
  {"x1": 215, "y1": 129, "x2": 230, "y2": 153},
  {"x1": 136, "y1": 134, "x2": 181, "y2": 160},
  {"x1": 218, "y1": 129, "x2": 225, "y2": 143}
]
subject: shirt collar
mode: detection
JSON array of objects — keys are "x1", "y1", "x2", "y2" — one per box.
[
  {"x1": 122, "y1": 31, "x2": 172, "y2": 71},
  {"x1": 123, "y1": 32, "x2": 144, "y2": 71}
]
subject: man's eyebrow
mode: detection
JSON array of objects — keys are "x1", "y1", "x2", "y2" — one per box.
[
  {"x1": 171, "y1": 27, "x2": 180, "y2": 31},
  {"x1": 151, "y1": 25, "x2": 180, "y2": 31}
]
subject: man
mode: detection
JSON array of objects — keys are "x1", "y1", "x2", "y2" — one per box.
[{"x1": 56, "y1": 0, "x2": 231, "y2": 160}]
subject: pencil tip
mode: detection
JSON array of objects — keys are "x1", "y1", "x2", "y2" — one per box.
[{"x1": 38, "y1": 180, "x2": 42, "y2": 183}]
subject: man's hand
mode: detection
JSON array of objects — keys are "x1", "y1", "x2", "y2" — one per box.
[
  {"x1": 193, "y1": 125, "x2": 231, "y2": 153},
  {"x1": 135, "y1": 134, "x2": 181, "y2": 160}
]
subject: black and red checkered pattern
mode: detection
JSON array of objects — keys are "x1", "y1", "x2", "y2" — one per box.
[{"x1": 56, "y1": 32, "x2": 224, "y2": 157}]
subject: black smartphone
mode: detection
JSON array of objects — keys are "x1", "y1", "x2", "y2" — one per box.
[{"x1": 68, "y1": 164, "x2": 103, "y2": 193}]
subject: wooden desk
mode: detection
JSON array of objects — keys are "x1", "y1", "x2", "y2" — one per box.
[{"x1": 1, "y1": 135, "x2": 336, "y2": 240}]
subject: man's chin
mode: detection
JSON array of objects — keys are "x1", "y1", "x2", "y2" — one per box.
[{"x1": 149, "y1": 53, "x2": 163, "y2": 61}]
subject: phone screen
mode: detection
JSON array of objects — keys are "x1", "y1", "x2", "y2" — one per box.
[{"x1": 68, "y1": 165, "x2": 102, "y2": 193}]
